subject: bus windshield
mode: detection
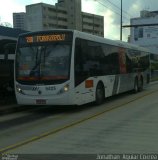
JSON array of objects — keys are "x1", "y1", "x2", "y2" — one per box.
[{"x1": 16, "y1": 43, "x2": 71, "y2": 85}]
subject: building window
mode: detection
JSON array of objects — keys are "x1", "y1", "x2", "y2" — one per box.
[
  {"x1": 138, "y1": 28, "x2": 143, "y2": 38},
  {"x1": 48, "y1": 7, "x2": 56, "y2": 12}
]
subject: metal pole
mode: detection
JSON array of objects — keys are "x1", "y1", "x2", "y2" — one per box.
[{"x1": 120, "y1": 0, "x2": 122, "y2": 40}]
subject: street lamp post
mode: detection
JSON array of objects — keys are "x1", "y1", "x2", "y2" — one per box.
[{"x1": 120, "y1": 0, "x2": 122, "y2": 40}]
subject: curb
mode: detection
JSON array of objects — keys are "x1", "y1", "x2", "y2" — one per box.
[{"x1": 150, "y1": 80, "x2": 158, "y2": 85}]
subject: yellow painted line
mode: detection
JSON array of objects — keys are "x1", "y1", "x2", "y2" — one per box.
[{"x1": 0, "y1": 89, "x2": 158, "y2": 154}]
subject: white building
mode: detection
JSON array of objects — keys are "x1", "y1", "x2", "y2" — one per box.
[
  {"x1": 15, "y1": 0, "x2": 104, "y2": 37},
  {"x1": 130, "y1": 10, "x2": 158, "y2": 54}
]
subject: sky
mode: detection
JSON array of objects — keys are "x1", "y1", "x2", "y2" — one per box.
[{"x1": 0, "y1": 0, "x2": 158, "y2": 41}]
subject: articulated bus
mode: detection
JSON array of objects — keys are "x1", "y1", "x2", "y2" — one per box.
[{"x1": 14, "y1": 30, "x2": 150, "y2": 105}]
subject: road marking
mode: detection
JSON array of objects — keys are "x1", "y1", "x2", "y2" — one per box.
[{"x1": 0, "y1": 89, "x2": 158, "y2": 154}]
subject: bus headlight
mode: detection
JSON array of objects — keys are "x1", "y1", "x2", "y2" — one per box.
[
  {"x1": 16, "y1": 85, "x2": 25, "y2": 94},
  {"x1": 58, "y1": 84, "x2": 69, "y2": 94}
]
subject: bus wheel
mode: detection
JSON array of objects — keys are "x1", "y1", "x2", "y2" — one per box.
[
  {"x1": 95, "y1": 83, "x2": 105, "y2": 105},
  {"x1": 133, "y1": 78, "x2": 138, "y2": 93}
]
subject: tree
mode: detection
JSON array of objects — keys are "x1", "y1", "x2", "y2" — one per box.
[{"x1": 0, "y1": 22, "x2": 12, "y2": 28}]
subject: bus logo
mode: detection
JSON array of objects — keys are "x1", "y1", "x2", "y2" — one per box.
[{"x1": 32, "y1": 86, "x2": 39, "y2": 91}]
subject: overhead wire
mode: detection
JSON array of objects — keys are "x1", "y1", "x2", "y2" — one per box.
[
  {"x1": 143, "y1": 0, "x2": 150, "y2": 10},
  {"x1": 100, "y1": 0, "x2": 131, "y2": 20},
  {"x1": 104, "y1": 0, "x2": 132, "y2": 18},
  {"x1": 96, "y1": 0, "x2": 130, "y2": 22}
]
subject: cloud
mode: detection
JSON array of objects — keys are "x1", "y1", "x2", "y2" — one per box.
[
  {"x1": 128, "y1": 0, "x2": 141, "y2": 18},
  {"x1": 0, "y1": 0, "x2": 25, "y2": 26},
  {"x1": 82, "y1": 0, "x2": 96, "y2": 14},
  {"x1": 82, "y1": 0, "x2": 121, "y2": 40},
  {"x1": 102, "y1": 10, "x2": 120, "y2": 40}
]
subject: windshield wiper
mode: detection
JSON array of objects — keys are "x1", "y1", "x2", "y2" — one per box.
[{"x1": 30, "y1": 47, "x2": 41, "y2": 77}]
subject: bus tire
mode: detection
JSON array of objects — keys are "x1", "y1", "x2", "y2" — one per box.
[
  {"x1": 95, "y1": 82, "x2": 105, "y2": 105},
  {"x1": 133, "y1": 78, "x2": 138, "y2": 93}
]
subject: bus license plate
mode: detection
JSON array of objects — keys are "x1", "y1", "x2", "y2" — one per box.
[{"x1": 36, "y1": 99, "x2": 46, "y2": 105}]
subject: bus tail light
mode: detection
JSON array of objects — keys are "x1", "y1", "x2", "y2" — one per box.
[{"x1": 85, "y1": 80, "x2": 93, "y2": 88}]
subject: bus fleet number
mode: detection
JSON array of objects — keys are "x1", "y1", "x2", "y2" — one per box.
[{"x1": 45, "y1": 86, "x2": 56, "y2": 91}]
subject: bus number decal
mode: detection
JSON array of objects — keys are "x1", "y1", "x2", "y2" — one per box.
[
  {"x1": 26, "y1": 36, "x2": 33, "y2": 43},
  {"x1": 45, "y1": 86, "x2": 56, "y2": 91}
]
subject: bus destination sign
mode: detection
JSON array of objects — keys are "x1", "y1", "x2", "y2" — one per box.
[{"x1": 26, "y1": 34, "x2": 66, "y2": 43}]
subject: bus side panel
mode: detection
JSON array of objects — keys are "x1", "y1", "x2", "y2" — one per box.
[
  {"x1": 74, "y1": 75, "x2": 117, "y2": 105},
  {"x1": 116, "y1": 73, "x2": 135, "y2": 94}
]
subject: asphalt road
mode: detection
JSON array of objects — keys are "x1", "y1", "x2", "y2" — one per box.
[{"x1": 0, "y1": 82, "x2": 158, "y2": 157}]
